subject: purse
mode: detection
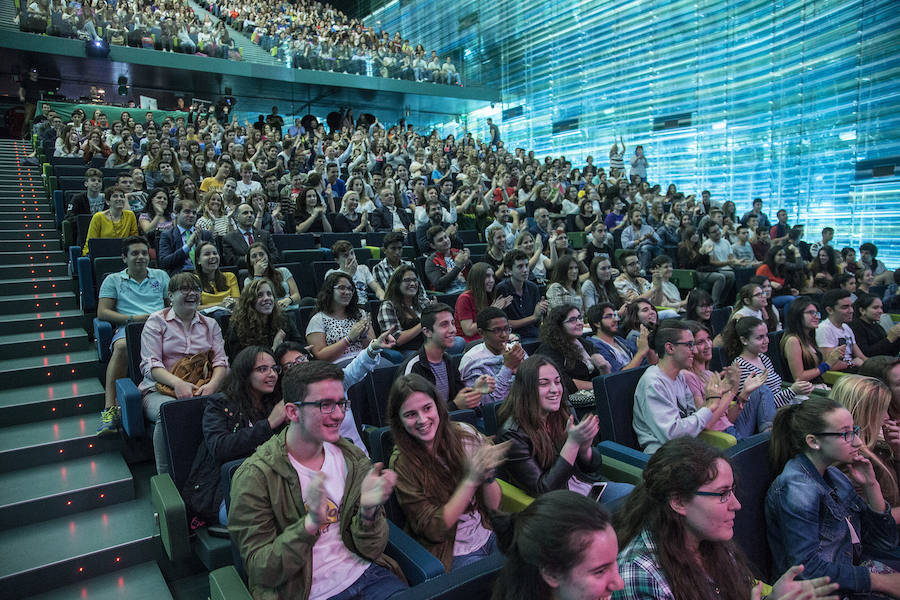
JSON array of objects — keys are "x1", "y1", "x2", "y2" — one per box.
[{"x1": 155, "y1": 350, "x2": 214, "y2": 397}]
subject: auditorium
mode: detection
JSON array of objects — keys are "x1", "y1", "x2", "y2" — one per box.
[{"x1": 1, "y1": 0, "x2": 899, "y2": 597}]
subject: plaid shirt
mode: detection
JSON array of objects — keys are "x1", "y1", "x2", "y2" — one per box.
[
  {"x1": 614, "y1": 530, "x2": 675, "y2": 600},
  {"x1": 372, "y1": 258, "x2": 428, "y2": 305}
]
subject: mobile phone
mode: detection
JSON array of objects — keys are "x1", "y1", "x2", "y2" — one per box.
[
  {"x1": 588, "y1": 482, "x2": 607, "y2": 502},
  {"x1": 837, "y1": 337, "x2": 846, "y2": 346}
]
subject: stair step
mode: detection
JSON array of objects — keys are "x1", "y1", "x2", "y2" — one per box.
[
  {"x1": 0, "y1": 240, "x2": 61, "y2": 253},
  {"x1": 0, "y1": 379, "x2": 105, "y2": 425},
  {"x1": 0, "y1": 328, "x2": 90, "y2": 358},
  {"x1": 0, "y1": 229, "x2": 57, "y2": 241},
  {"x1": 0, "y1": 453, "x2": 133, "y2": 529},
  {"x1": 21, "y1": 561, "x2": 172, "y2": 600},
  {"x1": 0, "y1": 310, "x2": 87, "y2": 334},
  {"x1": 0, "y1": 276, "x2": 74, "y2": 294},
  {"x1": 0, "y1": 414, "x2": 119, "y2": 473},
  {"x1": 0, "y1": 349, "x2": 101, "y2": 384},
  {"x1": 0, "y1": 498, "x2": 157, "y2": 599},
  {"x1": 0, "y1": 262, "x2": 68, "y2": 277},
  {"x1": 0, "y1": 292, "x2": 78, "y2": 314},
  {"x1": 3, "y1": 250, "x2": 69, "y2": 262}
]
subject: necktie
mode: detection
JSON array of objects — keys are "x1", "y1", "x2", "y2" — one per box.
[
  {"x1": 246, "y1": 230, "x2": 254, "y2": 246},
  {"x1": 183, "y1": 229, "x2": 195, "y2": 265}
]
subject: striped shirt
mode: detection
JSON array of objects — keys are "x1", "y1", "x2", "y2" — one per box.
[{"x1": 733, "y1": 354, "x2": 796, "y2": 408}]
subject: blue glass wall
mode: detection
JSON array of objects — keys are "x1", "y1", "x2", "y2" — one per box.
[{"x1": 366, "y1": 0, "x2": 900, "y2": 266}]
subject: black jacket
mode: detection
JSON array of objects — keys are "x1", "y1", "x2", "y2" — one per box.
[
  {"x1": 399, "y1": 345, "x2": 466, "y2": 408},
  {"x1": 221, "y1": 228, "x2": 280, "y2": 268},
  {"x1": 534, "y1": 340, "x2": 599, "y2": 395},
  {"x1": 371, "y1": 205, "x2": 413, "y2": 232}
]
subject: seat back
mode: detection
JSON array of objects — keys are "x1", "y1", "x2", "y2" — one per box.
[
  {"x1": 765, "y1": 330, "x2": 791, "y2": 382},
  {"x1": 272, "y1": 233, "x2": 315, "y2": 251},
  {"x1": 369, "y1": 364, "x2": 400, "y2": 426},
  {"x1": 312, "y1": 261, "x2": 339, "y2": 292},
  {"x1": 724, "y1": 432, "x2": 773, "y2": 581},
  {"x1": 88, "y1": 237, "x2": 124, "y2": 258},
  {"x1": 124, "y1": 321, "x2": 146, "y2": 383},
  {"x1": 593, "y1": 366, "x2": 649, "y2": 450},
  {"x1": 159, "y1": 396, "x2": 206, "y2": 485},
  {"x1": 388, "y1": 552, "x2": 504, "y2": 600},
  {"x1": 709, "y1": 346, "x2": 728, "y2": 372},
  {"x1": 710, "y1": 307, "x2": 730, "y2": 336},
  {"x1": 321, "y1": 232, "x2": 363, "y2": 248}
]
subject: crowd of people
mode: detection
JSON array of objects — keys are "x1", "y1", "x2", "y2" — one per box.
[{"x1": 29, "y1": 95, "x2": 900, "y2": 599}]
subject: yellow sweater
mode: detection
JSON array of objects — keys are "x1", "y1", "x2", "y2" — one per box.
[{"x1": 82, "y1": 210, "x2": 139, "y2": 255}]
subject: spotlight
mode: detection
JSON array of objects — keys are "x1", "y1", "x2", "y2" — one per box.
[
  {"x1": 85, "y1": 38, "x2": 110, "y2": 58},
  {"x1": 117, "y1": 75, "x2": 128, "y2": 96}
]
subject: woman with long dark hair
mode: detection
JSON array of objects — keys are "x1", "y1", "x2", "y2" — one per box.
[
  {"x1": 685, "y1": 288, "x2": 715, "y2": 331},
  {"x1": 850, "y1": 292, "x2": 900, "y2": 358},
  {"x1": 617, "y1": 437, "x2": 838, "y2": 600},
  {"x1": 388, "y1": 374, "x2": 506, "y2": 571},
  {"x1": 306, "y1": 271, "x2": 374, "y2": 364},
  {"x1": 678, "y1": 225, "x2": 727, "y2": 307},
  {"x1": 536, "y1": 304, "x2": 611, "y2": 394},
  {"x1": 495, "y1": 355, "x2": 632, "y2": 502},
  {"x1": 810, "y1": 245, "x2": 840, "y2": 287},
  {"x1": 546, "y1": 254, "x2": 584, "y2": 310},
  {"x1": 620, "y1": 299, "x2": 658, "y2": 346},
  {"x1": 582, "y1": 254, "x2": 623, "y2": 313},
  {"x1": 225, "y1": 278, "x2": 301, "y2": 361},
  {"x1": 377, "y1": 264, "x2": 427, "y2": 352},
  {"x1": 196, "y1": 241, "x2": 239, "y2": 312},
  {"x1": 243, "y1": 242, "x2": 300, "y2": 310},
  {"x1": 757, "y1": 245, "x2": 798, "y2": 311},
  {"x1": 455, "y1": 262, "x2": 512, "y2": 342},
  {"x1": 767, "y1": 397, "x2": 900, "y2": 595},
  {"x1": 780, "y1": 296, "x2": 845, "y2": 386}
]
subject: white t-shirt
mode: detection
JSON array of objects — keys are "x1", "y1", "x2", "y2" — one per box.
[
  {"x1": 707, "y1": 238, "x2": 733, "y2": 264},
  {"x1": 287, "y1": 442, "x2": 370, "y2": 600},
  {"x1": 326, "y1": 266, "x2": 376, "y2": 305},
  {"x1": 235, "y1": 179, "x2": 263, "y2": 200},
  {"x1": 306, "y1": 312, "x2": 366, "y2": 362},
  {"x1": 816, "y1": 320, "x2": 855, "y2": 363}
]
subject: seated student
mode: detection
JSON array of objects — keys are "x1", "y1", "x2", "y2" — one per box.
[
  {"x1": 96, "y1": 236, "x2": 170, "y2": 437},
  {"x1": 723, "y1": 315, "x2": 812, "y2": 409},
  {"x1": 377, "y1": 264, "x2": 429, "y2": 353},
  {"x1": 139, "y1": 273, "x2": 229, "y2": 474},
  {"x1": 816, "y1": 288, "x2": 868, "y2": 371},
  {"x1": 491, "y1": 490, "x2": 625, "y2": 600},
  {"x1": 766, "y1": 397, "x2": 900, "y2": 597},
  {"x1": 372, "y1": 232, "x2": 426, "y2": 304},
  {"x1": 416, "y1": 198, "x2": 457, "y2": 253},
  {"x1": 859, "y1": 242, "x2": 894, "y2": 286},
  {"x1": 535, "y1": 304, "x2": 611, "y2": 398},
  {"x1": 685, "y1": 288, "x2": 715, "y2": 332},
  {"x1": 780, "y1": 296, "x2": 845, "y2": 388},
  {"x1": 614, "y1": 250, "x2": 653, "y2": 304},
  {"x1": 387, "y1": 373, "x2": 507, "y2": 571},
  {"x1": 616, "y1": 437, "x2": 838, "y2": 600},
  {"x1": 243, "y1": 242, "x2": 300, "y2": 310},
  {"x1": 64, "y1": 167, "x2": 106, "y2": 228},
  {"x1": 82, "y1": 187, "x2": 139, "y2": 255},
  {"x1": 481, "y1": 224, "x2": 509, "y2": 277},
  {"x1": 495, "y1": 355, "x2": 633, "y2": 502},
  {"x1": 582, "y1": 254, "x2": 624, "y2": 313},
  {"x1": 585, "y1": 303, "x2": 651, "y2": 373},
  {"x1": 425, "y1": 226, "x2": 470, "y2": 294},
  {"x1": 850, "y1": 292, "x2": 900, "y2": 358},
  {"x1": 326, "y1": 240, "x2": 384, "y2": 305},
  {"x1": 633, "y1": 320, "x2": 732, "y2": 453},
  {"x1": 306, "y1": 272, "x2": 375, "y2": 365},
  {"x1": 748, "y1": 274, "x2": 782, "y2": 332},
  {"x1": 729, "y1": 282, "x2": 771, "y2": 323},
  {"x1": 294, "y1": 187, "x2": 332, "y2": 234},
  {"x1": 833, "y1": 272, "x2": 859, "y2": 303},
  {"x1": 620, "y1": 299, "x2": 659, "y2": 347},
  {"x1": 195, "y1": 242, "x2": 239, "y2": 313},
  {"x1": 158, "y1": 198, "x2": 214, "y2": 273},
  {"x1": 757, "y1": 245, "x2": 799, "y2": 311},
  {"x1": 495, "y1": 249, "x2": 550, "y2": 341},
  {"x1": 459, "y1": 307, "x2": 527, "y2": 406},
  {"x1": 225, "y1": 278, "x2": 302, "y2": 361},
  {"x1": 333, "y1": 191, "x2": 372, "y2": 234},
  {"x1": 455, "y1": 262, "x2": 513, "y2": 343},
  {"x1": 547, "y1": 255, "x2": 585, "y2": 311},
  {"x1": 859, "y1": 356, "x2": 900, "y2": 420},
  {"x1": 647, "y1": 255, "x2": 685, "y2": 316},
  {"x1": 679, "y1": 225, "x2": 729, "y2": 307},
  {"x1": 137, "y1": 188, "x2": 175, "y2": 246},
  {"x1": 228, "y1": 361, "x2": 408, "y2": 600},
  {"x1": 400, "y1": 303, "x2": 493, "y2": 410},
  {"x1": 831, "y1": 375, "x2": 900, "y2": 524}
]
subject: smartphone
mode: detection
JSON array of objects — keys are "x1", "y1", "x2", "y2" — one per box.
[
  {"x1": 837, "y1": 337, "x2": 846, "y2": 347},
  {"x1": 588, "y1": 482, "x2": 607, "y2": 503}
]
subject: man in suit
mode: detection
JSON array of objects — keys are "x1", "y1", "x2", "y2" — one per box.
[
  {"x1": 221, "y1": 203, "x2": 280, "y2": 268},
  {"x1": 370, "y1": 187, "x2": 412, "y2": 233},
  {"x1": 158, "y1": 198, "x2": 213, "y2": 274}
]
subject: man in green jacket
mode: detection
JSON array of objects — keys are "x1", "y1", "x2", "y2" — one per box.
[{"x1": 228, "y1": 361, "x2": 407, "y2": 600}]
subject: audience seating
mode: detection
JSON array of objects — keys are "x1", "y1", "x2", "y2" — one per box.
[
  {"x1": 116, "y1": 321, "x2": 147, "y2": 437},
  {"x1": 764, "y1": 331, "x2": 791, "y2": 383},
  {"x1": 670, "y1": 269, "x2": 697, "y2": 291},
  {"x1": 710, "y1": 307, "x2": 730, "y2": 336},
  {"x1": 724, "y1": 432, "x2": 773, "y2": 581}
]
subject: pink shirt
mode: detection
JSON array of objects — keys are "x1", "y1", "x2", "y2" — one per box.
[
  {"x1": 682, "y1": 368, "x2": 732, "y2": 432},
  {"x1": 139, "y1": 307, "x2": 228, "y2": 394}
]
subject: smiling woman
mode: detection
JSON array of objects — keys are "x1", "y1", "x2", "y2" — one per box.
[{"x1": 225, "y1": 278, "x2": 301, "y2": 361}]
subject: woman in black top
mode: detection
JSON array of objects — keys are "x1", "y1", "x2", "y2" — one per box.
[
  {"x1": 850, "y1": 292, "x2": 900, "y2": 358},
  {"x1": 534, "y1": 303, "x2": 610, "y2": 395}
]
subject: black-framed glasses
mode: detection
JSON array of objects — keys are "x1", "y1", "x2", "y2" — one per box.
[
  {"x1": 695, "y1": 487, "x2": 736, "y2": 503},
  {"x1": 254, "y1": 364, "x2": 282, "y2": 375},
  {"x1": 487, "y1": 325, "x2": 512, "y2": 335},
  {"x1": 812, "y1": 426, "x2": 861, "y2": 443},
  {"x1": 670, "y1": 341, "x2": 696, "y2": 349},
  {"x1": 294, "y1": 399, "x2": 350, "y2": 414},
  {"x1": 563, "y1": 315, "x2": 584, "y2": 324}
]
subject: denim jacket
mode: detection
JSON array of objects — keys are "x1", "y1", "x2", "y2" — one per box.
[{"x1": 765, "y1": 454, "x2": 897, "y2": 594}]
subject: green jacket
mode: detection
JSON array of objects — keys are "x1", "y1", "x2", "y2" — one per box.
[{"x1": 228, "y1": 429, "x2": 401, "y2": 600}]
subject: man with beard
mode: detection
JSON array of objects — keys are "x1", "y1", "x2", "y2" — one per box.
[
  {"x1": 620, "y1": 208, "x2": 661, "y2": 273},
  {"x1": 586, "y1": 303, "x2": 652, "y2": 373}
]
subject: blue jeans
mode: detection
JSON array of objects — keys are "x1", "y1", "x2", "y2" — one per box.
[
  {"x1": 450, "y1": 533, "x2": 499, "y2": 571},
  {"x1": 773, "y1": 295, "x2": 796, "y2": 312},
  {"x1": 326, "y1": 563, "x2": 407, "y2": 600},
  {"x1": 729, "y1": 386, "x2": 776, "y2": 439}
]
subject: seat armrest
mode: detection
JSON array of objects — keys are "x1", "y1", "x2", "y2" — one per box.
[
  {"x1": 209, "y1": 566, "x2": 252, "y2": 600},
  {"x1": 69, "y1": 245, "x2": 82, "y2": 277},
  {"x1": 76, "y1": 256, "x2": 96, "y2": 312},
  {"x1": 150, "y1": 473, "x2": 190, "y2": 561},
  {"x1": 596, "y1": 440, "x2": 651, "y2": 468},
  {"x1": 497, "y1": 479, "x2": 533, "y2": 512},
  {"x1": 386, "y1": 520, "x2": 445, "y2": 585},
  {"x1": 94, "y1": 318, "x2": 113, "y2": 362},
  {"x1": 698, "y1": 430, "x2": 737, "y2": 449},
  {"x1": 116, "y1": 378, "x2": 145, "y2": 437},
  {"x1": 53, "y1": 190, "x2": 64, "y2": 227}
]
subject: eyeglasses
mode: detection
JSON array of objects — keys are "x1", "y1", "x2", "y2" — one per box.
[
  {"x1": 812, "y1": 426, "x2": 861, "y2": 443},
  {"x1": 803, "y1": 310, "x2": 821, "y2": 318},
  {"x1": 670, "y1": 341, "x2": 697, "y2": 349},
  {"x1": 401, "y1": 278, "x2": 419, "y2": 285},
  {"x1": 294, "y1": 399, "x2": 350, "y2": 414},
  {"x1": 751, "y1": 292, "x2": 766, "y2": 297},
  {"x1": 176, "y1": 286, "x2": 201, "y2": 294},
  {"x1": 563, "y1": 315, "x2": 584, "y2": 324},
  {"x1": 601, "y1": 314, "x2": 619, "y2": 321},
  {"x1": 254, "y1": 364, "x2": 282, "y2": 375},
  {"x1": 487, "y1": 326, "x2": 512, "y2": 335},
  {"x1": 695, "y1": 487, "x2": 736, "y2": 503},
  {"x1": 334, "y1": 285, "x2": 354, "y2": 293}
]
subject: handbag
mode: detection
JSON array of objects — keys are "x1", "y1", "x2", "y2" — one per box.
[
  {"x1": 568, "y1": 389, "x2": 595, "y2": 408},
  {"x1": 155, "y1": 350, "x2": 214, "y2": 397}
]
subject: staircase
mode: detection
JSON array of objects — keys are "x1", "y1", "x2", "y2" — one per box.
[
  {"x1": 0, "y1": 140, "x2": 172, "y2": 599},
  {"x1": 187, "y1": 0, "x2": 281, "y2": 67},
  {"x1": 0, "y1": 0, "x2": 20, "y2": 32}
]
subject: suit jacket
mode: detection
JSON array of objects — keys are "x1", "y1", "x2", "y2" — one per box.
[
  {"x1": 158, "y1": 226, "x2": 214, "y2": 274},
  {"x1": 371, "y1": 205, "x2": 412, "y2": 232},
  {"x1": 221, "y1": 228, "x2": 280, "y2": 268}
]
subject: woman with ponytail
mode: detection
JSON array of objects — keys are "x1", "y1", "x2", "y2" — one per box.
[
  {"x1": 616, "y1": 437, "x2": 839, "y2": 600},
  {"x1": 767, "y1": 397, "x2": 900, "y2": 597},
  {"x1": 490, "y1": 490, "x2": 624, "y2": 600}
]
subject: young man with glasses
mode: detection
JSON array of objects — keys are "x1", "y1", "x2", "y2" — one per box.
[
  {"x1": 585, "y1": 303, "x2": 651, "y2": 373},
  {"x1": 459, "y1": 307, "x2": 527, "y2": 406},
  {"x1": 228, "y1": 361, "x2": 408, "y2": 600},
  {"x1": 633, "y1": 321, "x2": 731, "y2": 453},
  {"x1": 139, "y1": 273, "x2": 229, "y2": 473},
  {"x1": 614, "y1": 250, "x2": 654, "y2": 303}
]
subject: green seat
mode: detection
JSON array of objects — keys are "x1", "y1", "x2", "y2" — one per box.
[
  {"x1": 671, "y1": 269, "x2": 697, "y2": 291},
  {"x1": 567, "y1": 231, "x2": 586, "y2": 249}
]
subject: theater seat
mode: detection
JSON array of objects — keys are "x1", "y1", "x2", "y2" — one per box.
[
  {"x1": 116, "y1": 321, "x2": 146, "y2": 437},
  {"x1": 725, "y1": 432, "x2": 773, "y2": 581}
]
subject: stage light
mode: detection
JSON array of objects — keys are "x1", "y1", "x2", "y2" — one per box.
[{"x1": 85, "y1": 38, "x2": 111, "y2": 58}]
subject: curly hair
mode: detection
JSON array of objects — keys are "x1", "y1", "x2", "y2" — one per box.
[
  {"x1": 230, "y1": 278, "x2": 291, "y2": 348},
  {"x1": 316, "y1": 271, "x2": 362, "y2": 319},
  {"x1": 220, "y1": 345, "x2": 280, "y2": 423},
  {"x1": 538, "y1": 304, "x2": 587, "y2": 381},
  {"x1": 244, "y1": 242, "x2": 284, "y2": 296}
]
